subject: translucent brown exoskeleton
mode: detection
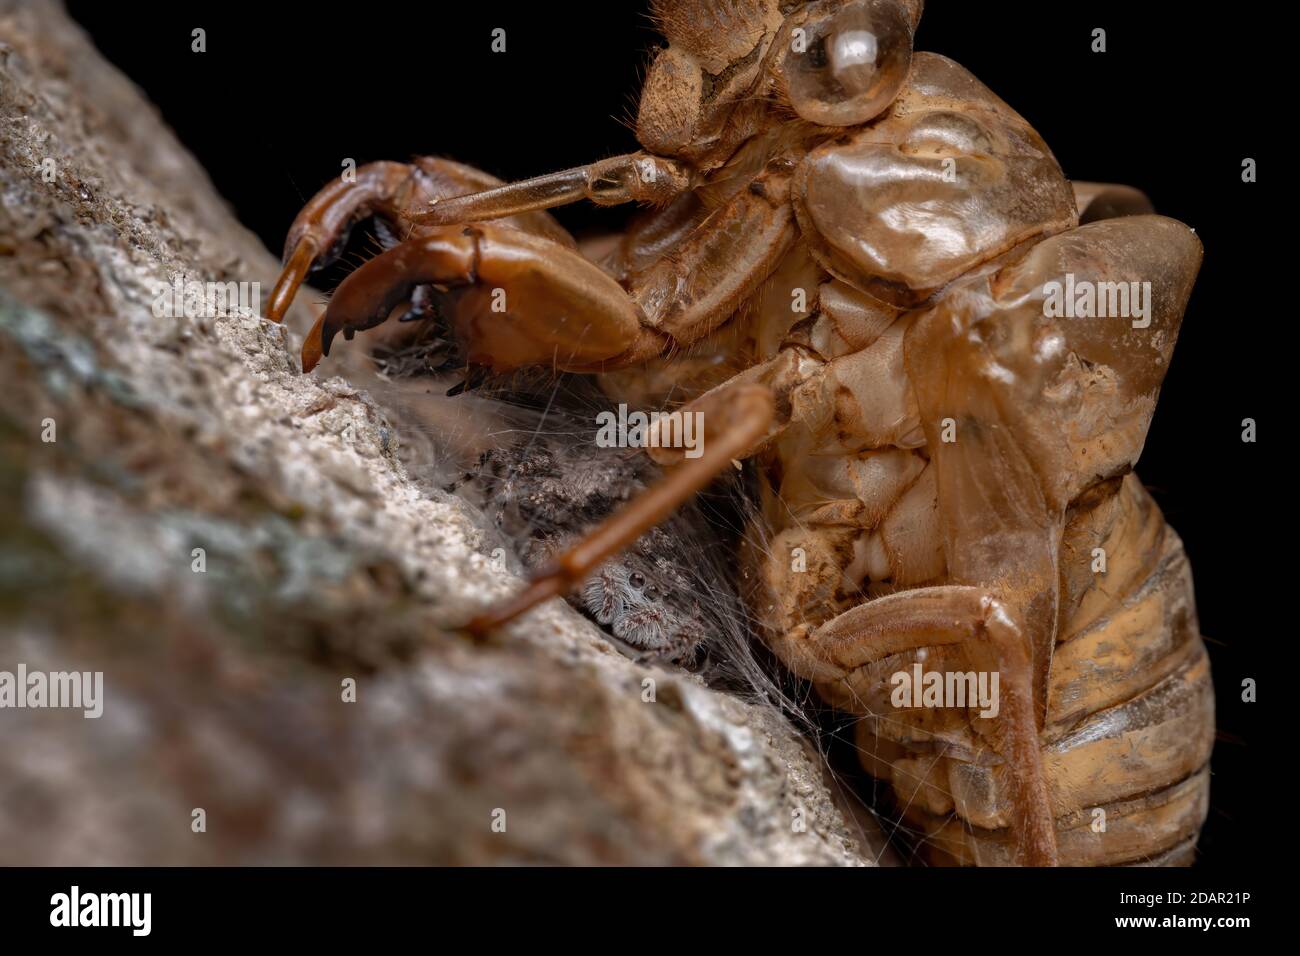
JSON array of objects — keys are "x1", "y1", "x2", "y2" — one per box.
[{"x1": 266, "y1": 0, "x2": 1212, "y2": 866}]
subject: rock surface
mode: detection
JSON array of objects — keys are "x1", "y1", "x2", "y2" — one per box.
[{"x1": 0, "y1": 0, "x2": 873, "y2": 865}]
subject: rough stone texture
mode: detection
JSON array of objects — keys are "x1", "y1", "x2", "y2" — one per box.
[{"x1": 0, "y1": 1, "x2": 874, "y2": 865}]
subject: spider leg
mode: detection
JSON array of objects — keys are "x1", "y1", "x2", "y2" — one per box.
[{"x1": 465, "y1": 385, "x2": 775, "y2": 637}]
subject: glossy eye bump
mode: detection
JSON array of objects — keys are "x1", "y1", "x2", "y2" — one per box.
[{"x1": 779, "y1": 0, "x2": 913, "y2": 126}]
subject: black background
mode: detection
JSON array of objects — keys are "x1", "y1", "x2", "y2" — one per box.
[{"x1": 63, "y1": 0, "x2": 1275, "y2": 871}]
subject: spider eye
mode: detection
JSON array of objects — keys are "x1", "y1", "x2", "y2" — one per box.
[
  {"x1": 629, "y1": 572, "x2": 646, "y2": 589},
  {"x1": 778, "y1": 0, "x2": 913, "y2": 127},
  {"x1": 645, "y1": 584, "x2": 661, "y2": 601}
]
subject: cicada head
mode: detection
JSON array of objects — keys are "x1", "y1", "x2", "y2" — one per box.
[{"x1": 636, "y1": 1, "x2": 924, "y2": 165}]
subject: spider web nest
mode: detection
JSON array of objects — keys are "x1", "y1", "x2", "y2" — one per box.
[{"x1": 338, "y1": 335, "x2": 966, "y2": 865}]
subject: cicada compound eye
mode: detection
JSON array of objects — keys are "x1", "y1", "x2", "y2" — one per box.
[{"x1": 779, "y1": 0, "x2": 913, "y2": 127}]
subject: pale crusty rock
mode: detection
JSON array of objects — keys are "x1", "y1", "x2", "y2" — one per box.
[{"x1": 0, "y1": 0, "x2": 874, "y2": 865}]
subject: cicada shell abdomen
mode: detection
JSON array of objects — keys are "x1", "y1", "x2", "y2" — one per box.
[{"x1": 855, "y1": 474, "x2": 1213, "y2": 866}]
